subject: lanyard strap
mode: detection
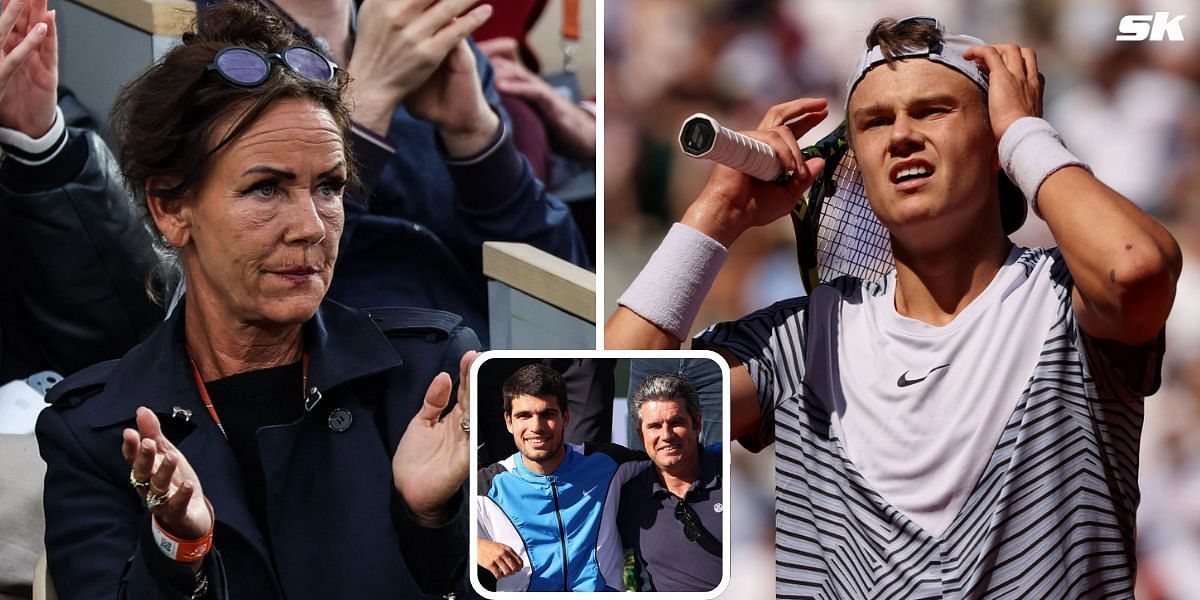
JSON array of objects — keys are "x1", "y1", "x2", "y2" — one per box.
[
  {"x1": 189, "y1": 353, "x2": 309, "y2": 440},
  {"x1": 560, "y1": 0, "x2": 580, "y2": 72},
  {"x1": 561, "y1": 0, "x2": 580, "y2": 41}
]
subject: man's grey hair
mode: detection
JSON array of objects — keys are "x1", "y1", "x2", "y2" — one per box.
[{"x1": 631, "y1": 373, "x2": 702, "y2": 431}]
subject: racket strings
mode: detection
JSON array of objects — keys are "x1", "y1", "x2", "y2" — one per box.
[{"x1": 814, "y1": 148, "x2": 894, "y2": 284}]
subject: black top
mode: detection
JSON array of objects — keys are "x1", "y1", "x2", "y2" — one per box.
[
  {"x1": 204, "y1": 361, "x2": 305, "y2": 598},
  {"x1": 205, "y1": 361, "x2": 305, "y2": 528},
  {"x1": 618, "y1": 448, "x2": 723, "y2": 592}
]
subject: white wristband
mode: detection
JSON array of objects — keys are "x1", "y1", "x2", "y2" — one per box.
[
  {"x1": 618, "y1": 223, "x2": 728, "y2": 341},
  {"x1": 0, "y1": 106, "x2": 67, "y2": 166},
  {"x1": 998, "y1": 116, "x2": 1090, "y2": 215}
]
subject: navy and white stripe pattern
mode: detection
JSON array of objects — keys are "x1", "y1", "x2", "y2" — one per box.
[
  {"x1": 0, "y1": 106, "x2": 68, "y2": 167},
  {"x1": 698, "y1": 248, "x2": 1162, "y2": 598}
]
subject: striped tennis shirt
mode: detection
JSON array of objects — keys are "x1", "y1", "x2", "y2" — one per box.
[{"x1": 697, "y1": 247, "x2": 1163, "y2": 599}]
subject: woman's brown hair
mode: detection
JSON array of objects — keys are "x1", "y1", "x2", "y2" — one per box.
[{"x1": 111, "y1": 0, "x2": 355, "y2": 298}]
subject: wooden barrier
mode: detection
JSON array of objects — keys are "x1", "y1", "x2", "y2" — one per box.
[
  {"x1": 68, "y1": 0, "x2": 193, "y2": 35},
  {"x1": 483, "y1": 242, "x2": 596, "y2": 349},
  {"x1": 54, "y1": 0, "x2": 193, "y2": 123}
]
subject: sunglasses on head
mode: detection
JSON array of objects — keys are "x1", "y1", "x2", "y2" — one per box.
[{"x1": 206, "y1": 45, "x2": 338, "y2": 87}]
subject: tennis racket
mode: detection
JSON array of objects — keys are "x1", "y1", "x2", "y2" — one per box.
[{"x1": 678, "y1": 113, "x2": 893, "y2": 293}]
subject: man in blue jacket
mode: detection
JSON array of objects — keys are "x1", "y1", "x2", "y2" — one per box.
[{"x1": 476, "y1": 363, "x2": 646, "y2": 592}]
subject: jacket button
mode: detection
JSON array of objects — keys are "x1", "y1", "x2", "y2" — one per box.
[{"x1": 328, "y1": 408, "x2": 353, "y2": 432}]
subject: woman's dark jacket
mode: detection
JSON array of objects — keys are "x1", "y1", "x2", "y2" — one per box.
[{"x1": 36, "y1": 298, "x2": 478, "y2": 599}]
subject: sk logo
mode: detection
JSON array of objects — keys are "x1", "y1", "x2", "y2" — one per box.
[{"x1": 1116, "y1": 12, "x2": 1187, "y2": 41}]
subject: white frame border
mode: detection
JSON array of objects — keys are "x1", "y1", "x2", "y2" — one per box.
[{"x1": 469, "y1": 350, "x2": 732, "y2": 598}]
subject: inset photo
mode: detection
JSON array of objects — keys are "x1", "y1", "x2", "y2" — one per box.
[{"x1": 469, "y1": 352, "x2": 730, "y2": 596}]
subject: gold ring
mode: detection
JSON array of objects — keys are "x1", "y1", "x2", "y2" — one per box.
[
  {"x1": 129, "y1": 469, "x2": 151, "y2": 491},
  {"x1": 144, "y1": 487, "x2": 170, "y2": 510},
  {"x1": 460, "y1": 418, "x2": 470, "y2": 434}
]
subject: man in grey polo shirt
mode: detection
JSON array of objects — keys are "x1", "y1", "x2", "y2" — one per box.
[{"x1": 618, "y1": 374, "x2": 723, "y2": 592}]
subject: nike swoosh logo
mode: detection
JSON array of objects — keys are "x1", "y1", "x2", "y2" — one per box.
[
  {"x1": 896, "y1": 364, "x2": 951, "y2": 387},
  {"x1": 582, "y1": 485, "x2": 598, "y2": 497}
]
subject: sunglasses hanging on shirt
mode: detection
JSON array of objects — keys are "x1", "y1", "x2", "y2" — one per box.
[{"x1": 674, "y1": 500, "x2": 721, "y2": 557}]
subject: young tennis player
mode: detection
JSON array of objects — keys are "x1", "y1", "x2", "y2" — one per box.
[{"x1": 607, "y1": 16, "x2": 1180, "y2": 598}]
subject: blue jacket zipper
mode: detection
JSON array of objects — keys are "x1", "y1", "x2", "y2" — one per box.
[{"x1": 547, "y1": 475, "x2": 569, "y2": 591}]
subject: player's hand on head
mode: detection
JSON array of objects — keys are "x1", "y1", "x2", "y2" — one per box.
[
  {"x1": 962, "y1": 44, "x2": 1044, "y2": 141},
  {"x1": 684, "y1": 98, "x2": 828, "y2": 248}
]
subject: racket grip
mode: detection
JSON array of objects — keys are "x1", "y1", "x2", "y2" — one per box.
[{"x1": 678, "y1": 113, "x2": 786, "y2": 183}]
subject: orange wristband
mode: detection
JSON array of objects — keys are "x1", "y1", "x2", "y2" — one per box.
[{"x1": 151, "y1": 499, "x2": 214, "y2": 563}]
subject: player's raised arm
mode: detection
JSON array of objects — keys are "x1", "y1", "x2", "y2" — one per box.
[
  {"x1": 605, "y1": 98, "x2": 828, "y2": 350},
  {"x1": 606, "y1": 99, "x2": 830, "y2": 448},
  {"x1": 965, "y1": 44, "x2": 1182, "y2": 345}
]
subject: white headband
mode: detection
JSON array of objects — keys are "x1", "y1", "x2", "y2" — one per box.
[{"x1": 846, "y1": 18, "x2": 989, "y2": 101}]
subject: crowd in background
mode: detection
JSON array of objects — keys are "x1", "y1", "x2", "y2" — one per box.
[{"x1": 604, "y1": 0, "x2": 1200, "y2": 597}]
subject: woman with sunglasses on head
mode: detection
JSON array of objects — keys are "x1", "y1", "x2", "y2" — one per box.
[{"x1": 35, "y1": 3, "x2": 478, "y2": 598}]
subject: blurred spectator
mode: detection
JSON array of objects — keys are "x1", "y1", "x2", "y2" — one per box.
[
  {"x1": 1138, "y1": 163, "x2": 1200, "y2": 599},
  {"x1": 472, "y1": 0, "x2": 548, "y2": 70},
  {"x1": 625, "y1": 358, "x2": 722, "y2": 451},
  {"x1": 1049, "y1": 0, "x2": 1198, "y2": 215},
  {"x1": 472, "y1": 0, "x2": 598, "y2": 263},
  {"x1": 207, "y1": 0, "x2": 591, "y2": 346},
  {"x1": 0, "y1": 0, "x2": 158, "y2": 595},
  {"x1": 477, "y1": 38, "x2": 595, "y2": 175}
]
